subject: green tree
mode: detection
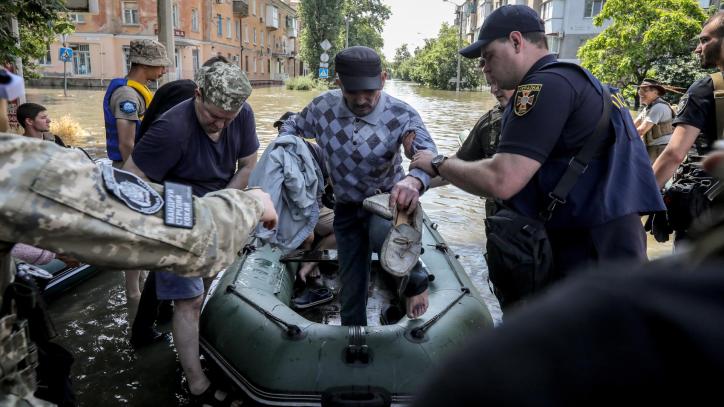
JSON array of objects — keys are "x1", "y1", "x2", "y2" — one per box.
[
  {"x1": 299, "y1": 0, "x2": 344, "y2": 78},
  {"x1": 578, "y1": 0, "x2": 706, "y2": 106},
  {"x1": 340, "y1": 0, "x2": 391, "y2": 52},
  {"x1": 390, "y1": 43, "x2": 412, "y2": 79},
  {"x1": 405, "y1": 23, "x2": 480, "y2": 90},
  {"x1": 0, "y1": 0, "x2": 74, "y2": 76}
]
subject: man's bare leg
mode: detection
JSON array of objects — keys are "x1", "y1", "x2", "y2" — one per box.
[
  {"x1": 124, "y1": 270, "x2": 144, "y2": 299},
  {"x1": 298, "y1": 233, "x2": 337, "y2": 282}
]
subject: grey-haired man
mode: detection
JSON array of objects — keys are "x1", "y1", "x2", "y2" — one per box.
[{"x1": 123, "y1": 62, "x2": 259, "y2": 405}]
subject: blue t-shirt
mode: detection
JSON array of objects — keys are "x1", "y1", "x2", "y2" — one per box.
[{"x1": 132, "y1": 98, "x2": 259, "y2": 197}]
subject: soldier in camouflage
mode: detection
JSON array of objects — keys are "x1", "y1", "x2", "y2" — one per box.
[{"x1": 0, "y1": 69, "x2": 277, "y2": 405}]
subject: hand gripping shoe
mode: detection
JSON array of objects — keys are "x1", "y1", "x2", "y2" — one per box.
[
  {"x1": 380, "y1": 204, "x2": 423, "y2": 277},
  {"x1": 362, "y1": 193, "x2": 394, "y2": 220}
]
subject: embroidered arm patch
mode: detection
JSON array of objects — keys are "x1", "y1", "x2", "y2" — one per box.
[
  {"x1": 119, "y1": 100, "x2": 138, "y2": 114},
  {"x1": 514, "y1": 84, "x2": 542, "y2": 116}
]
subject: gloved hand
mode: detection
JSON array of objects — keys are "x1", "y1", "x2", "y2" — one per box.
[{"x1": 645, "y1": 211, "x2": 673, "y2": 243}]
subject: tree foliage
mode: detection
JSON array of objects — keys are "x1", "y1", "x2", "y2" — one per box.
[
  {"x1": 299, "y1": 0, "x2": 344, "y2": 78},
  {"x1": 578, "y1": 0, "x2": 706, "y2": 105},
  {"x1": 391, "y1": 24, "x2": 480, "y2": 90},
  {"x1": 340, "y1": 0, "x2": 391, "y2": 52},
  {"x1": 0, "y1": 0, "x2": 74, "y2": 76}
]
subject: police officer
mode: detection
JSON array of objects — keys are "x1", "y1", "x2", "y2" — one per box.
[
  {"x1": 0, "y1": 71, "x2": 278, "y2": 404},
  {"x1": 634, "y1": 78, "x2": 675, "y2": 163},
  {"x1": 411, "y1": 5, "x2": 663, "y2": 301}
]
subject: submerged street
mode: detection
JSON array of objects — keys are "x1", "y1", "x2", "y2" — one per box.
[{"x1": 26, "y1": 80, "x2": 671, "y2": 405}]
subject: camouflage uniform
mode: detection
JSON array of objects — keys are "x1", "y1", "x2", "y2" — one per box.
[
  {"x1": 0, "y1": 133, "x2": 265, "y2": 404},
  {"x1": 195, "y1": 62, "x2": 251, "y2": 111},
  {"x1": 456, "y1": 104, "x2": 504, "y2": 216}
]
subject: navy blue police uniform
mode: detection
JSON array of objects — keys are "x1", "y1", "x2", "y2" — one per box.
[
  {"x1": 497, "y1": 54, "x2": 665, "y2": 277},
  {"x1": 672, "y1": 75, "x2": 718, "y2": 155}
]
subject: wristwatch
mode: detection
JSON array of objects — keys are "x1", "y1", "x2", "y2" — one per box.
[{"x1": 431, "y1": 154, "x2": 448, "y2": 176}]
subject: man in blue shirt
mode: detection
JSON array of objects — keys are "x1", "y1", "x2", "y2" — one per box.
[
  {"x1": 411, "y1": 5, "x2": 663, "y2": 304},
  {"x1": 123, "y1": 62, "x2": 258, "y2": 405},
  {"x1": 281, "y1": 46, "x2": 438, "y2": 326}
]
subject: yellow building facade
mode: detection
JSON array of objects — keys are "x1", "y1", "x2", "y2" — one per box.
[{"x1": 37, "y1": 0, "x2": 302, "y2": 86}]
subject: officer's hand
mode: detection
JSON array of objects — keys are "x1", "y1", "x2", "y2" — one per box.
[
  {"x1": 410, "y1": 150, "x2": 436, "y2": 176},
  {"x1": 56, "y1": 253, "x2": 80, "y2": 267},
  {"x1": 402, "y1": 131, "x2": 416, "y2": 159},
  {"x1": 390, "y1": 176, "x2": 422, "y2": 215},
  {"x1": 646, "y1": 211, "x2": 672, "y2": 243},
  {"x1": 247, "y1": 189, "x2": 278, "y2": 230}
]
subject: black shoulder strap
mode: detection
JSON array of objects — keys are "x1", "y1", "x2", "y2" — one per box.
[{"x1": 541, "y1": 84, "x2": 612, "y2": 221}]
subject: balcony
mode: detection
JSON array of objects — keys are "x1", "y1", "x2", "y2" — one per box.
[
  {"x1": 286, "y1": 16, "x2": 297, "y2": 38},
  {"x1": 233, "y1": 0, "x2": 249, "y2": 17},
  {"x1": 266, "y1": 6, "x2": 279, "y2": 30}
]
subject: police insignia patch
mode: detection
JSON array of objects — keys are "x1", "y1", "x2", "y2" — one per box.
[
  {"x1": 677, "y1": 93, "x2": 689, "y2": 115},
  {"x1": 120, "y1": 100, "x2": 137, "y2": 114},
  {"x1": 514, "y1": 84, "x2": 542, "y2": 116},
  {"x1": 101, "y1": 164, "x2": 164, "y2": 214}
]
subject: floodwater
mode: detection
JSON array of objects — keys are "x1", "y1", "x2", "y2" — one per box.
[{"x1": 25, "y1": 80, "x2": 672, "y2": 405}]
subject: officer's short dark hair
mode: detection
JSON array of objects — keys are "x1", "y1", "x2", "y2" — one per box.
[
  {"x1": 704, "y1": 11, "x2": 724, "y2": 39},
  {"x1": 203, "y1": 55, "x2": 229, "y2": 67},
  {"x1": 523, "y1": 32, "x2": 548, "y2": 50},
  {"x1": 16, "y1": 103, "x2": 46, "y2": 129}
]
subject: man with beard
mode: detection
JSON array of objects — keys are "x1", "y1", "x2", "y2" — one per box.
[{"x1": 653, "y1": 12, "x2": 724, "y2": 185}]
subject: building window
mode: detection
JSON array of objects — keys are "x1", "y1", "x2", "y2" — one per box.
[
  {"x1": 252, "y1": 0, "x2": 256, "y2": 15},
  {"x1": 122, "y1": 2, "x2": 139, "y2": 25},
  {"x1": 192, "y1": 48, "x2": 200, "y2": 74},
  {"x1": 245, "y1": 55, "x2": 249, "y2": 72},
  {"x1": 253, "y1": 57, "x2": 257, "y2": 73},
  {"x1": 71, "y1": 43, "x2": 91, "y2": 75},
  {"x1": 584, "y1": 0, "x2": 605, "y2": 18},
  {"x1": 217, "y1": 14, "x2": 223, "y2": 36},
  {"x1": 541, "y1": 1, "x2": 553, "y2": 20},
  {"x1": 235, "y1": 20, "x2": 240, "y2": 40},
  {"x1": 172, "y1": 4, "x2": 180, "y2": 28},
  {"x1": 245, "y1": 26, "x2": 249, "y2": 43},
  {"x1": 227, "y1": 17, "x2": 232, "y2": 38},
  {"x1": 260, "y1": 31, "x2": 264, "y2": 48},
  {"x1": 122, "y1": 45, "x2": 131, "y2": 74},
  {"x1": 191, "y1": 9, "x2": 199, "y2": 32},
  {"x1": 253, "y1": 28, "x2": 257, "y2": 44},
  {"x1": 68, "y1": 13, "x2": 85, "y2": 23},
  {"x1": 38, "y1": 43, "x2": 51, "y2": 65},
  {"x1": 547, "y1": 35, "x2": 561, "y2": 55}
]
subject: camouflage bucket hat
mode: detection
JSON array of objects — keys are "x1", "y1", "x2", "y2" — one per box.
[
  {"x1": 129, "y1": 39, "x2": 172, "y2": 67},
  {"x1": 195, "y1": 62, "x2": 251, "y2": 112}
]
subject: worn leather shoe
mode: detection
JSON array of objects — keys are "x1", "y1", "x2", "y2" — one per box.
[
  {"x1": 292, "y1": 287, "x2": 333, "y2": 309},
  {"x1": 380, "y1": 205, "x2": 423, "y2": 277},
  {"x1": 362, "y1": 193, "x2": 393, "y2": 220}
]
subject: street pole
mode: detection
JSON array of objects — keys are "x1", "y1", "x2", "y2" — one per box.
[
  {"x1": 62, "y1": 34, "x2": 68, "y2": 97},
  {"x1": 345, "y1": 17, "x2": 349, "y2": 48},
  {"x1": 11, "y1": 17, "x2": 26, "y2": 103},
  {"x1": 158, "y1": 0, "x2": 175, "y2": 85},
  {"x1": 456, "y1": 6, "x2": 462, "y2": 92}
]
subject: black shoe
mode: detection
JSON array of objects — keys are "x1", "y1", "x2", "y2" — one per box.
[
  {"x1": 380, "y1": 304, "x2": 404, "y2": 325},
  {"x1": 130, "y1": 329, "x2": 170, "y2": 349},
  {"x1": 292, "y1": 287, "x2": 333, "y2": 309}
]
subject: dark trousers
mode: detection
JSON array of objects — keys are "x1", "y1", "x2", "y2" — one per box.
[
  {"x1": 131, "y1": 271, "x2": 160, "y2": 338},
  {"x1": 334, "y1": 203, "x2": 425, "y2": 326}
]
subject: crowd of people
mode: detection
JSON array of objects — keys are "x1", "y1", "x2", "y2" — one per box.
[{"x1": 3, "y1": 4, "x2": 724, "y2": 406}]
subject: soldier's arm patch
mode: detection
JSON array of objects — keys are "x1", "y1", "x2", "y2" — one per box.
[
  {"x1": 676, "y1": 93, "x2": 689, "y2": 116},
  {"x1": 514, "y1": 84, "x2": 542, "y2": 116},
  {"x1": 119, "y1": 100, "x2": 138, "y2": 114},
  {"x1": 101, "y1": 164, "x2": 164, "y2": 214}
]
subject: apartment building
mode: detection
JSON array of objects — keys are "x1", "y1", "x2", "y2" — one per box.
[{"x1": 35, "y1": 0, "x2": 301, "y2": 86}]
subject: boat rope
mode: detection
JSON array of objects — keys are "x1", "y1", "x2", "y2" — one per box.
[
  {"x1": 410, "y1": 287, "x2": 470, "y2": 340},
  {"x1": 226, "y1": 284, "x2": 302, "y2": 339}
]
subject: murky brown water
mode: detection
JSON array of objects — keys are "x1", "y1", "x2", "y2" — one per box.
[{"x1": 26, "y1": 81, "x2": 671, "y2": 405}]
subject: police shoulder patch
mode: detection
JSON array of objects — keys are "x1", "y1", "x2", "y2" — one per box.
[
  {"x1": 101, "y1": 164, "x2": 164, "y2": 214},
  {"x1": 119, "y1": 100, "x2": 138, "y2": 114},
  {"x1": 676, "y1": 93, "x2": 689, "y2": 116},
  {"x1": 514, "y1": 84, "x2": 542, "y2": 116}
]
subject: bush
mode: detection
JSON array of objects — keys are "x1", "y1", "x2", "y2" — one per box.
[{"x1": 285, "y1": 75, "x2": 329, "y2": 91}]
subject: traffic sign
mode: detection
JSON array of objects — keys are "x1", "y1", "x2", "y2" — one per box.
[
  {"x1": 319, "y1": 68, "x2": 329, "y2": 79},
  {"x1": 320, "y1": 39, "x2": 331, "y2": 51},
  {"x1": 59, "y1": 47, "x2": 73, "y2": 62},
  {"x1": 319, "y1": 63, "x2": 329, "y2": 68}
]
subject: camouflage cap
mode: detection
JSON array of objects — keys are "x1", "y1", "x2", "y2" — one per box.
[
  {"x1": 129, "y1": 39, "x2": 172, "y2": 67},
  {"x1": 195, "y1": 62, "x2": 251, "y2": 112}
]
